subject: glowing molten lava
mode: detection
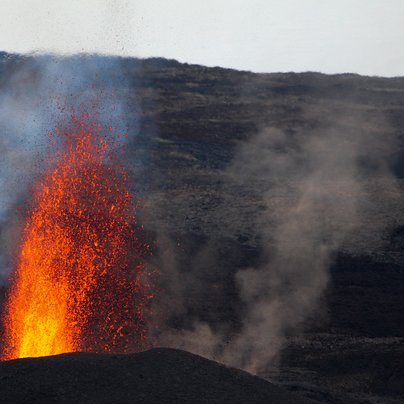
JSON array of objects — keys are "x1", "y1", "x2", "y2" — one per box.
[{"x1": 2, "y1": 114, "x2": 153, "y2": 359}]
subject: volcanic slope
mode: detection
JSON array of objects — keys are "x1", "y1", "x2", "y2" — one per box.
[
  {"x1": 1, "y1": 54, "x2": 404, "y2": 403},
  {"x1": 0, "y1": 348, "x2": 320, "y2": 404}
]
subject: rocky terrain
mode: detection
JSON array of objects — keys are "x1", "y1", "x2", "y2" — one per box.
[
  {"x1": 129, "y1": 59, "x2": 404, "y2": 403},
  {"x1": 0, "y1": 348, "x2": 318, "y2": 403},
  {"x1": 0, "y1": 54, "x2": 404, "y2": 403}
]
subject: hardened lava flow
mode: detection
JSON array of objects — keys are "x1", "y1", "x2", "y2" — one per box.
[{"x1": 1, "y1": 113, "x2": 154, "y2": 360}]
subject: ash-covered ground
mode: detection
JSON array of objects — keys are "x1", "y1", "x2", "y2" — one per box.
[{"x1": 1, "y1": 54, "x2": 404, "y2": 403}]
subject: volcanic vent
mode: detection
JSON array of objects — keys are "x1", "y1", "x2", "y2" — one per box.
[{"x1": 1, "y1": 113, "x2": 154, "y2": 360}]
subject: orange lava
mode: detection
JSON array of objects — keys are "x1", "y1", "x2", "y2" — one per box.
[{"x1": 1, "y1": 114, "x2": 153, "y2": 359}]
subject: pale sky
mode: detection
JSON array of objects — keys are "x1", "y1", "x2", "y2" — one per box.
[{"x1": 0, "y1": 0, "x2": 403, "y2": 76}]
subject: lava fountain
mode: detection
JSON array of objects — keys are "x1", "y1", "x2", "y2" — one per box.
[{"x1": 1, "y1": 113, "x2": 153, "y2": 360}]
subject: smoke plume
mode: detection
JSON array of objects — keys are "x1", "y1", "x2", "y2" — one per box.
[{"x1": 151, "y1": 102, "x2": 399, "y2": 374}]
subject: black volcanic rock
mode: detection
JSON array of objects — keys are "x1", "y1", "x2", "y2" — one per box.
[{"x1": 0, "y1": 348, "x2": 319, "y2": 403}]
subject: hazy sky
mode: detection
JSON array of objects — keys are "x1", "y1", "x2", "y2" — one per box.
[{"x1": 0, "y1": 0, "x2": 403, "y2": 76}]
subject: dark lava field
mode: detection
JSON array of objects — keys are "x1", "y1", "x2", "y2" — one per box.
[
  {"x1": 1, "y1": 54, "x2": 404, "y2": 403},
  {"x1": 130, "y1": 58, "x2": 404, "y2": 403}
]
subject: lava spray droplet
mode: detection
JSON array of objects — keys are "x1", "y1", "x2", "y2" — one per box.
[{"x1": 1, "y1": 113, "x2": 154, "y2": 359}]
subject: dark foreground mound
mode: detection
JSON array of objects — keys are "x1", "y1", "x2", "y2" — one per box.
[{"x1": 0, "y1": 348, "x2": 318, "y2": 403}]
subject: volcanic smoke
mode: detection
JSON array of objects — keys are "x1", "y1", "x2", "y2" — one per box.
[{"x1": 1, "y1": 113, "x2": 153, "y2": 360}]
